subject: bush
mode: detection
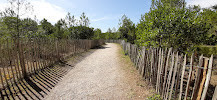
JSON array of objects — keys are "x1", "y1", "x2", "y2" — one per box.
[{"x1": 197, "y1": 45, "x2": 217, "y2": 57}]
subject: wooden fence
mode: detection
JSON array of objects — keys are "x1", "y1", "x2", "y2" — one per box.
[
  {"x1": 106, "y1": 40, "x2": 216, "y2": 100},
  {"x1": 0, "y1": 38, "x2": 104, "y2": 90}
]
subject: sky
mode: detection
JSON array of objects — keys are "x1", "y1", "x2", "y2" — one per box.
[{"x1": 0, "y1": 0, "x2": 217, "y2": 32}]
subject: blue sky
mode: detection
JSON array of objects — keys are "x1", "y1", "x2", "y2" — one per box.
[
  {"x1": 36, "y1": 0, "x2": 152, "y2": 32},
  {"x1": 1, "y1": 0, "x2": 217, "y2": 32}
]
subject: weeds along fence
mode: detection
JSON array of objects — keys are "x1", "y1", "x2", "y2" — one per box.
[
  {"x1": 0, "y1": 38, "x2": 104, "y2": 90},
  {"x1": 106, "y1": 40, "x2": 216, "y2": 100}
]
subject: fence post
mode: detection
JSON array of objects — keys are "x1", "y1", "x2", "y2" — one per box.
[
  {"x1": 162, "y1": 48, "x2": 172, "y2": 97},
  {"x1": 184, "y1": 54, "x2": 194, "y2": 100},
  {"x1": 178, "y1": 55, "x2": 186, "y2": 100},
  {"x1": 201, "y1": 55, "x2": 213, "y2": 100},
  {"x1": 196, "y1": 57, "x2": 209, "y2": 100},
  {"x1": 156, "y1": 48, "x2": 161, "y2": 93},
  {"x1": 191, "y1": 55, "x2": 204, "y2": 100},
  {"x1": 168, "y1": 52, "x2": 179, "y2": 100},
  {"x1": 17, "y1": 38, "x2": 27, "y2": 78}
]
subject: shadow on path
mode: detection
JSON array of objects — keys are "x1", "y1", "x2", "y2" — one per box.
[{"x1": 0, "y1": 49, "x2": 99, "y2": 100}]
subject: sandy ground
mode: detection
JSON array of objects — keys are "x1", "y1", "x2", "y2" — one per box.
[{"x1": 44, "y1": 43, "x2": 154, "y2": 100}]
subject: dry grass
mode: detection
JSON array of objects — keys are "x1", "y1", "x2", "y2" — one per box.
[{"x1": 116, "y1": 43, "x2": 155, "y2": 99}]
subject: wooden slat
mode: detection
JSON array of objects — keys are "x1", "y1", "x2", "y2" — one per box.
[
  {"x1": 162, "y1": 48, "x2": 172, "y2": 97},
  {"x1": 159, "y1": 49, "x2": 165, "y2": 93},
  {"x1": 179, "y1": 54, "x2": 187, "y2": 100},
  {"x1": 150, "y1": 48, "x2": 154, "y2": 83},
  {"x1": 7, "y1": 39, "x2": 16, "y2": 83},
  {"x1": 174, "y1": 54, "x2": 183, "y2": 99},
  {"x1": 142, "y1": 47, "x2": 146, "y2": 78},
  {"x1": 168, "y1": 52, "x2": 179, "y2": 100},
  {"x1": 14, "y1": 39, "x2": 22, "y2": 79},
  {"x1": 165, "y1": 52, "x2": 175, "y2": 100},
  {"x1": 191, "y1": 55, "x2": 204, "y2": 100},
  {"x1": 196, "y1": 57, "x2": 209, "y2": 100},
  {"x1": 184, "y1": 54, "x2": 194, "y2": 100},
  {"x1": 156, "y1": 48, "x2": 162, "y2": 93},
  {"x1": 201, "y1": 55, "x2": 213, "y2": 100}
]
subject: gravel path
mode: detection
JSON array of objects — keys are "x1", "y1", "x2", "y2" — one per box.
[{"x1": 45, "y1": 43, "x2": 154, "y2": 100}]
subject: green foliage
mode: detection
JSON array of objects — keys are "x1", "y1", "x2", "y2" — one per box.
[
  {"x1": 147, "y1": 94, "x2": 162, "y2": 100},
  {"x1": 0, "y1": 9, "x2": 96, "y2": 40},
  {"x1": 92, "y1": 28, "x2": 102, "y2": 40},
  {"x1": 118, "y1": 15, "x2": 136, "y2": 43},
  {"x1": 21, "y1": 18, "x2": 38, "y2": 37},
  {"x1": 79, "y1": 12, "x2": 90, "y2": 27},
  {"x1": 135, "y1": 0, "x2": 216, "y2": 53},
  {"x1": 98, "y1": 27, "x2": 120, "y2": 40},
  {"x1": 0, "y1": 17, "x2": 18, "y2": 38},
  {"x1": 197, "y1": 45, "x2": 217, "y2": 57},
  {"x1": 71, "y1": 26, "x2": 94, "y2": 39},
  {"x1": 39, "y1": 18, "x2": 54, "y2": 35}
]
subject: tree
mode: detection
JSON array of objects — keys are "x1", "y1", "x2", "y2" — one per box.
[
  {"x1": 112, "y1": 27, "x2": 117, "y2": 33},
  {"x1": 0, "y1": 0, "x2": 33, "y2": 77},
  {"x1": 21, "y1": 18, "x2": 38, "y2": 37},
  {"x1": 65, "y1": 12, "x2": 76, "y2": 28},
  {"x1": 0, "y1": 0, "x2": 33, "y2": 38},
  {"x1": 79, "y1": 12, "x2": 89, "y2": 27},
  {"x1": 118, "y1": 15, "x2": 136, "y2": 43},
  {"x1": 93, "y1": 28, "x2": 102, "y2": 40},
  {"x1": 136, "y1": 0, "x2": 213, "y2": 52},
  {"x1": 53, "y1": 19, "x2": 66, "y2": 39},
  {"x1": 201, "y1": 7, "x2": 217, "y2": 45},
  {"x1": 39, "y1": 18, "x2": 54, "y2": 35}
]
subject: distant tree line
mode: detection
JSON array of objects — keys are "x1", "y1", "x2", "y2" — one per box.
[
  {"x1": 0, "y1": 0, "x2": 101, "y2": 40},
  {"x1": 0, "y1": 12, "x2": 97, "y2": 40}
]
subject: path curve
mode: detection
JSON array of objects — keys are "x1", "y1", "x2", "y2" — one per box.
[{"x1": 45, "y1": 43, "x2": 153, "y2": 100}]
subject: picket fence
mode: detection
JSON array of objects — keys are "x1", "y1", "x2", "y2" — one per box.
[
  {"x1": 106, "y1": 40, "x2": 216, "y2": 100},
  {"x1": 0, "y1": 38, "x2": 104, "y2": 90}
]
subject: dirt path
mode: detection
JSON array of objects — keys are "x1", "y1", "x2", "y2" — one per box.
[{"x1": 45, "y1": 43, "x2": 154, "y2": 100}]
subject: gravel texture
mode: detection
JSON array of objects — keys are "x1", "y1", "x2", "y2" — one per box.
[{"x1": 44, "y1": 43, "x2": 154, "y2": 100}]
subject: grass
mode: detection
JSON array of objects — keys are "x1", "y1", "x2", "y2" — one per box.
[
  {"x1": 147, "y1": 94, "x2": 162, "y2": 100},
  {"x1": 115, "y1": 43, "x2": 155, "y2": 99}
]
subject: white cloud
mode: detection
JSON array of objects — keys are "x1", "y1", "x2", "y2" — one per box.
[
  {"x1": 187, "y1": 0, "x2": 217, "y2": 8},
  {"x1": 0, "y1": 0, "x2": 67, "y2": 24},
  {"x1": 92, "y1": 17, "x2": 108, "y2": 22},
  {"x1": 30, "y1": 0, "x2": 67, "y2": 24}
]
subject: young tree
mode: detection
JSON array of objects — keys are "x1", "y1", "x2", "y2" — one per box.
[
  {"x1": 54, "y1": 19, "x2": 66, "y2": 39},
  {"x1": 65, "y1": 12, "x2": 76, "y2": 28},
  {"x1": 0, "y1": 0, "x2": 33, "y2": 77},
  {"x1": 39, "y1": 18, "x2": 54, "y2": 35},
  {"x1": 93, "y1": 28, "x2": 102, "y2": 40},
  {"x1": 0, "y1": 0, "x2": 33, "y2": 38},
  {"x1": 21, "y1": 18, "x2": 38, "y2": 37},
  {"x1": 79, "y1": 12, "x2": 89, "y2": 27},
  {"x1": 118, "y1": 15, "x2": 136, "y2": 43}
]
